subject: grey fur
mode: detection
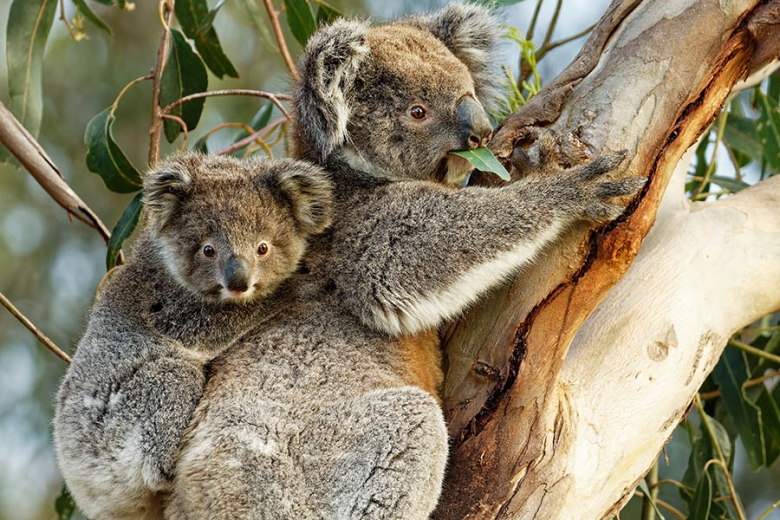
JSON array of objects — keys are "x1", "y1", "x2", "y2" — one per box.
[
  {"x1": 53, "y1": 154, "x2": 332, "y2": 520},
  {"x1": 168, "y1": 4, "x2": 644, "y2": 520}
]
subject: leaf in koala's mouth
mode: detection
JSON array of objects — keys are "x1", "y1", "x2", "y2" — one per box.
[{"x1": 450, "y1": 148, "x2": 510, "y2": 181}]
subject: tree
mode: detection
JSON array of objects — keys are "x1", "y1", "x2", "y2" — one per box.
[{"x1": 0, "y1": 0, "x2": 779, "y2": 519}]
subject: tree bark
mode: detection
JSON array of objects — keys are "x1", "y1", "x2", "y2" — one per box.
[{"x1": 435, "y1": 0, "x2": 780, "y2": 518}]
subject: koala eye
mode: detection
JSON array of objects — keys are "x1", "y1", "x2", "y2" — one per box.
[
  {"x1": 257, "y1": 242, "x2": 269, "y2": 256},
  {"x1": 203, "y1": 245, "x2": 216, "y2": 258},
  {"x1": 410, "y1": 105, "x2": 427, "y2": 120}
]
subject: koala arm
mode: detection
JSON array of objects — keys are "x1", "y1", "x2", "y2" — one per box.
[
  {"x1": 53, "y1": 322, "x2": 205, "y2": 519},
  {"x1": 332, "y1": 154, "x2": 644, "y2": 336}
]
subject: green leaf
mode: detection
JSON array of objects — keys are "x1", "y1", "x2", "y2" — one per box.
[
  {"x1": 712, "y1": 347, "x2": 766, "y2": 470},
  {"x1": 236, "y1": 0, "x2": 277, "y2": 52},
  {"x1": 160, "y1": 29, "x2": 209, "y2": 143},
  {"x1": 196, "y1": 0, "x2": 229, "y2": 34},
  {"x1": 174, "y1": 0, "x2": 238, "y2": 79},
  {"x1": 687, "y1": 469, "x2": 713, "y2": 520},
  {"x1": 755, "y1": 89, "x2": 780, "y2": 172},
  {"x1": 73, "y1": 0, "x2": 113, "y2": 37},
  {"x1": 54, "y1": 485, "x2": 75, "y2": 520},
  {"x1": 723, "y1": 113, "x2": 762, "y2": 164},
  {"x1": 85, "y1": 106, "x2": 142, "y2": 193},
  {"x1": 756, "y1": 388, "x2": 780, "y2": 467},
  {"x1": 451, "y1": 147, "x2": 510, "y2": 181},
  {"x1": 314, "y1": 0, "x2": 341, "y2": 25},
  {"x1": 6, "y1": 0, "x2": 57, "y2": 138},
  {"x1": 709, "y1": 175, "x2": 750, "y2": 193},
  {"x1": 107, "y1": 192, "x2": 143, "y2": 270},
  {"x1": 637, "y1": 480, "x2": 666, "y2": 520},
  {"x1": 284, "y1": 0, "x2": 317, "y2": 46}
]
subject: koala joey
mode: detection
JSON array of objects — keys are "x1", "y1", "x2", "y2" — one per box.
[
  {"x1": 166, "y1": 3, "x2": 645, "y2": 520},
  {"x1": 52, "y1": 153, "x2": 332, "y2": 520}
]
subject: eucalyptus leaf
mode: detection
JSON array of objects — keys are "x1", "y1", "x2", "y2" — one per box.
[
  {"x1": 709, "y1": 176, "x2": 750, "y2": 193},
  {"x1": 284, "y1": 0, "x2": 317, "y2": 46},
  {"x1": 6, "y1": 0, "x2": 57, "y2": 138},
  {"x1": 54, "y1": 485, "x2": 75, "y2": 520},
  {"x1": 237, "y1": 0, "x2": 277, "y2": 52},
  {"x1": 160, "y1": 29, "x2": 209, "y2": 143},
  {"x1": 755, "y1": 89, "x2": 780, "y2": 172},
  {"x1": 84, "y1": 106, "x2": 143, "y2": 193},
  {"x1": 73, "y1": 0, "x2": 113, "y2": 37},
  {"x1": 314, "y1": 0, "x2": 341, "y2": 24},
  {"x1": 756, "y1": 388, "x2": 780, "y2": 467},
  {"x1": 687, "y1": 469, "x2": 713, "y2": 520},
  {"x1": 174, "y1": 0, "x2": 238, "y2": 78},
  {"x1": 723, "y1": 113, "x2": 762, "y2": 164},
  {"x1": 450, "y1": 147, "x2": 510, "y2": 181},
  {"x1": 712, "y1": 347, "x2": 766, "y2": 470},
  {"x1": 637, "y1": 480, "x2": 666, "y2": 520},
  {"x1": 107, "y1": 192, "x2": 143, "y2": 270}
]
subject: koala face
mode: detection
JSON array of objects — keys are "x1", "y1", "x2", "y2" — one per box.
[
  {"x1": 344, "y1": 25, "x2": 493, "y2": 183},
  {"x1": 143, "y1": 154, "x2": 333, "y2": 304},
  {"x1": 293, "y1": 3, "x2": 503, "y2": 185}
]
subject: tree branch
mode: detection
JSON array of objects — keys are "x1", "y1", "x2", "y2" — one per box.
[
  {"x1": 148, "y1": 0, "x2": 174, "y2": 168},
  {"x1": 0, "y1": 102, "x2": 113, "y2": 244},
  {"x1": 0, "y1": 290, "x2": 71, "y2": 363},
  {"x1": 263, "y1": 0, "x2": 299, "y2": 82}
]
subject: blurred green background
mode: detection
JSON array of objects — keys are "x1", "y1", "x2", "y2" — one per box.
[{"x1": 0, "y1": 0, "x2": 777, "y2": 518}]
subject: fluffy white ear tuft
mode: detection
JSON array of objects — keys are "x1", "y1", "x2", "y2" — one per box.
[{"x1": 293, "y1": 19, "x2": 371, "y2": 163}]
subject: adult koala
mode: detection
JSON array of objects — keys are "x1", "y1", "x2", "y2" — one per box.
[{"x1": 166, "y1": 3, "x2": 645, "y2": 519}]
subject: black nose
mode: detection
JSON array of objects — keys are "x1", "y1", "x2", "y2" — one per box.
[
  {"x1": 457, "y1": 98, "x2": 493, "y2": 150},
  {"x1": 225, "y1": 257, "x2": 250, "y2": 292}
]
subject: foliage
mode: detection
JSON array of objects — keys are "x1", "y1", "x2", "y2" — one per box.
[{"x1": 1, "y1": 1, "x2": 779, "y2": 519}]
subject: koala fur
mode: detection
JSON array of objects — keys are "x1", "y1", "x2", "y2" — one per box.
[
  {"x1": 52, "y1": 154, "x2": 332, "y2": 520},
  {"x1": 166, "y1": 3, "x2": 644, "y2": 520}
]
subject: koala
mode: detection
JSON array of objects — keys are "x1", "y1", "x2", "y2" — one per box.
[
  {"x1": 52, "y1": 153, "x2": 333, "y2": 520},
  {"x1": 165, "y1": 3, "x2": 645, "y2": 520}
]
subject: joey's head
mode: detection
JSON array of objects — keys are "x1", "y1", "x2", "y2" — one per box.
[
  {"x1": 293, "y1": 3, "x2": 503, "y2": 184},
  {"x1": 142, "y1": 154, "x2": 333, "y2": 304}
]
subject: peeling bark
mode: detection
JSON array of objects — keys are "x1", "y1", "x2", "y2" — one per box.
[{"x1": 435, "y1": 0, "x2": 780, "y2": 518}]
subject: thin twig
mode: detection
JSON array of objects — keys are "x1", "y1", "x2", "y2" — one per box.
[
  {"x1": 527, "y1": 0, "x2": 544, "y2": 41},
  {"x1": 215, "y1": 117, "x2": 288, "y2": 156},
  {"x1": 538, "y1": 23, "x2": 595, "y2": 58},
  {"x1": 0, "y1": 291, "x2": 71, "y2": 363},
  {"x1": 700, "y1": 369, "x2": 780, "y2": 400},
  {"x1": 695, "y1": 395, "x2": 748, "y2": 520},
  {"x1": 161, "y1": 89, "x2": 291, "y2": 118},
  {"x1": 729, "y1": 338, "x2": 780, "y2": 364},
  {"x1": 161, "y1": 114, "x2": 189, "y2": 150},
  {"x1": 59, "y1": 0, "x2": 86, "y2": 41},
  {"x1": 703, "y1": 459, "x2": 747, "y2": 520},
  {"x1": 693, "y1": 109, "x2": 728, "y2": 198},
  {"x1": 149, "y1": 0, "x2": 175, "y2": 168},
  {"x1": 632, "y1": 491, "x2": 685, "y2": 520},
  {"x1": 263, "y1": 0, "x2": 299, "y2": 82},
  {"x1": 541, "y1": 0, "x2": 563, "y2": 50},
  {"x1": 641, "y1": 463, "x2": 659, "y2": 520},
  {"x1": 757, "y1": 498, "x2": 780, "y2": 520}
]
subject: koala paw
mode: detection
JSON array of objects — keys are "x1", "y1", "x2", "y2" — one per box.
[{"x1": 568, "y1": 150, "x2": 646, "y2": 224}]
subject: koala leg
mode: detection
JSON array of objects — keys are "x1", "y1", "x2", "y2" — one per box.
[
  {"x1": 54, "y1": 350, "x2": 204, "y2": 520},
  {"x1": 313, "y1": 386, "x2": 448, "y2": 520}
]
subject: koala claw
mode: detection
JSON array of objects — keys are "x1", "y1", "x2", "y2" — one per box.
[{"x1": 594, "y1": 177, "x2": 647, "y2": 199}]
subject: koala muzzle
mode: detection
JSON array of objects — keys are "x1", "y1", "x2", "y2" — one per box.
[
  {"x1": 457, "y1": 98, "x2": 493, "y2": 150},
  {"x1": 225, "y1": 257, "x2": 250, "y2": 293}
]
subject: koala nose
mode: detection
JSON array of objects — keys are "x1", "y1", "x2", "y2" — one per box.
[
  {"x1": 225, "y1": 257, "x2": 250, "y2": 293},
  {"x1": 457, "y1": 98, "x2": 493, "y2": 150}
]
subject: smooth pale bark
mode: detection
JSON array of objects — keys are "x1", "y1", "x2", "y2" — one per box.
[{"x1": 435, "y1": 0, "x2": 780, "y2": 518}]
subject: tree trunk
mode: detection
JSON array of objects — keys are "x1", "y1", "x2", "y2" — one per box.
[{"x1": 435, "y1": 0, "x2": 780, "y2": 518}]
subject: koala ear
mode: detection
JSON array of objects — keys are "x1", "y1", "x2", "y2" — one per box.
[
  {"x1": 272, "y1": 160, "x2": 334, "y2": 235},
  {"x1": 293, "y1": 18, "x2": 370, "y2": 163},
  {"x1": 403, "y1": 3, "x2": 504, "y2": 114},
  {"x1": 143, "y1": 158, "x2": 194, "y2": 228}
]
